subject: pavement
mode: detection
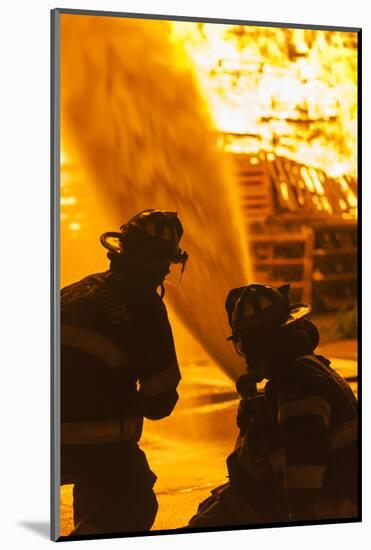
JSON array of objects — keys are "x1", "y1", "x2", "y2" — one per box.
[{"x1": 59, "y1": 339, "x2": 358, "y2": 535}]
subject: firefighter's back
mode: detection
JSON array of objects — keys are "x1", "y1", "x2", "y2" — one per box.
[
  {"x1": 294, "y1": 354, "x2": 358, "y2": 514},
  {"x1": 60, "y1": 271, "x2": 160, "y2": 533}
]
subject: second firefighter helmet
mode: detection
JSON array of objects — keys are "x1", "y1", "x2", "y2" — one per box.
[
  {"x1": 226, "y1": 283, "x2": 311, "y2": 352},
  {"x1": 100, "y1": 209, "x2": 188, "y2": 272}
]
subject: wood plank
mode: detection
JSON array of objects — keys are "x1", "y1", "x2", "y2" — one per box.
[
  {"x1": 312, "y1": 274, "x2": 356, "y2": 283},
  {"x1": 250, "y1": 234, "x2": 308, "y2": 243},
  {"x1": 313, "y1": 247, "x2": 357, "y2": 256},
  {"x1": 253, "y1": 258, "x2": 305, "y2": 265}
]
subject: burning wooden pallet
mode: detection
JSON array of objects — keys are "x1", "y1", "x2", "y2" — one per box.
[{"x1": 232, "y1": 152, "x2": 357, "y2": 311}]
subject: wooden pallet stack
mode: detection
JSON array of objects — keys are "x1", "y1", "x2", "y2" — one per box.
[{"x1": 232, "y1": 152, "x2": 357, "y2": 311}]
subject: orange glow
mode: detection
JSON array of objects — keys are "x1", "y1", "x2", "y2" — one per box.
[
  {"x1": 338, "y1": 198, "x2": 348, "y2": 210},
  {"x1": 280, "y1": 181, "x2": 289, "y2": 201},
  {"x1": 60, "y1": 17, "x2": 358, "y2": 370},
  {"x1": 301, "y1": 166, "x2": 315, "y2": 192},
  {"x1": 68, "y1": 222, "x2": 80, "y2": 231},
  {"x1": 58, "y1": 15, "x2": 358, "y2": 537},
  {"x1": 60, "y1": 14, "x2": 252, "y2": 382},
  {"x1": 171, "y1": 23, "x2": 357, "y2": 179}
]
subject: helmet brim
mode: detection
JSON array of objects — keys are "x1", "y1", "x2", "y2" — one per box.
[
  {"x1": 281, "y1": 303, "x2": 312, "y2": 326},
  {"x1": 100, "y1": 232, "x2": 123, "y2": 254},
  {"x1": 101, "y1": 231, "x2": 187, "y2": 268}
]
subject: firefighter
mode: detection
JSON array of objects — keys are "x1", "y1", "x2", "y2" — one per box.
[
  {"x1": 188, "y1": 283, "x2": 358, "y2": 527},
  {"x1": 61, "y1": 209, "x2": 188, "y2": 535}
]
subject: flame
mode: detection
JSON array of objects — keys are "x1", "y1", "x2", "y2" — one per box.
[
  {"x1": 59, "y1": 16, "x2": 357, "y2": 380},
  {"x1": 171, "y1": 23, "x2": 357, "y2": 178}
]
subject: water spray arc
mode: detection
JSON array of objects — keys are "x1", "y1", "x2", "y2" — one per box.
[{"x1": 60, "y1": 15, "x2": 252, "y2": 380}]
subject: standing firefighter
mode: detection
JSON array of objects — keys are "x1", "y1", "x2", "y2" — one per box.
[
  {"x1": 61, "y1": 209, "x2": 188, "y2": 535},
  {"x1": 189, "y1": 283, "x2": 358, "y2": 527}
]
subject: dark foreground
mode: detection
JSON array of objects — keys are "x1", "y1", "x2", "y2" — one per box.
[{"x1": 60, "y1": 340, "x2": 358, "y2": 534}]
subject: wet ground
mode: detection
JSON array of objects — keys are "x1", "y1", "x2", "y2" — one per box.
[{"x1": 60, "y1": 339, "x2": 358, "y2": 535}]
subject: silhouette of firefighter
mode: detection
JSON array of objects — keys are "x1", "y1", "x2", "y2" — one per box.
[
  {"x1": 188, "y1": 283, "x2": 358, "y2": 527},
  {"x1": 61, "y1": 209, "x2": 188, "y2": 535}
]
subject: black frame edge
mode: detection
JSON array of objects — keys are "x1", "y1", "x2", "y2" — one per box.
[
  {"x1": 356, "y1": 27, "x2": 362, "y2": 523},
  {"x1": 51, "y1": 9, "x2": 362, "y2": 542},
  {"x1": 51, "y1": 7, "x2": 61, "y2": 543},
  {"x1": 57, "y1": 516, "x2": 362, "y2": 543},
  {"x1": 54, "y1": 7, "x2": 361, "y2": 33}
]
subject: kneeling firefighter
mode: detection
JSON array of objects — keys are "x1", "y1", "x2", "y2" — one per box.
[
  {"x1": 61, "y1": 209, "x2": 188, "y2": 535},
  {"x1": 188, "y1": 284, "x2": 358, "y2": 527}
]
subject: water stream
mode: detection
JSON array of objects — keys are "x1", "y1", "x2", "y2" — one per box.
[{"x1": 60, "y1": 14, "x2": 252, "y2": 379}]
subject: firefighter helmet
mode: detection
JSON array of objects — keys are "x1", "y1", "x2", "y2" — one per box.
[
  {"x1": 226, "y1": 283, "x2": 311, "y2": 341},
  {"x1": 100, "y1": 209, "x2": 188, "y2": 271}
]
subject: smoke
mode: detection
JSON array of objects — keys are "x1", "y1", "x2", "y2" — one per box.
[{"x1": 60, "y1": 14, "x2": 252, "y2": 379}]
